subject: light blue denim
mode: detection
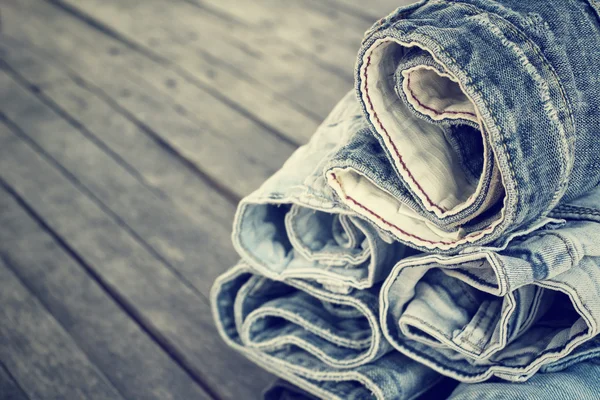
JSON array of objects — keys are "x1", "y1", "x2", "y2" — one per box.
[
  {"x1": 381, "y1": 185, "x2": 600, "y2": 382},
  {"x1": 213, "y1": 90, "x2": 600, "y2": 395},
  {"x1": 264, "y1": 358, "x2": 600, "y2": 400},
  {"x1": 212, "y1": 262, "x2": 441, "y2": 400},
  {"x1": 333, "y1": 0, "x2": 600, "y2": 253},
  {"x1": 449, "y1": 358, "x2": 600, "y2": 399},
  {"x1": 212, "y1": 0, "x2": 600, "y2": 396},
  {"x1": 232, "y1": 92, "x2": 406, "y2": 292}
]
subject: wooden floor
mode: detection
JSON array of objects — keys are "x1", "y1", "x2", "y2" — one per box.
[{"x1": 0, "y1": 0, "x2": 405, "y2": 398}]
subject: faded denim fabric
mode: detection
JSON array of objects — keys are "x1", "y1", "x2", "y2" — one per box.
[
  {"x1": 232, "y1": 92, "x2": 406, "y2": 292},
  {"x1": 212, "y1": 1, "x2": 600, "y2": 397},
  {"x1": 212, "y1": 262, "x2": 441, "y2": 400},
  {"x1": 212, "y1": 93, "x2": 442, "y2": 399},
  {"x1": 264, "y1": 357, "x2": 600, "y2": 400},
  {"x1": 380, "y1": 185, "x2": 600, "y2": 382},
  {"x1": 448, "y1": 358, "x2": 600, "y2": 399},
  {"x1": 327, "y1": 0, "x2": 600, "y2": 253}
]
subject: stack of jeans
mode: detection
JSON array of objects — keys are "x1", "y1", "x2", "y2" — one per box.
[{"x1": 212, "y1": 0, "x2": 600, "y2": 398}]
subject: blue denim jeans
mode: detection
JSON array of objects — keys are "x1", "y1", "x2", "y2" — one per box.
[
  {"x1": 212, "y1": 89, "x2": 600, "y2": 396},
  {"x1": 326, "y1": 0, "x2": 600, "y2": 253},
  {"x1": 380, "y1": 190, "x2": 600, "y2": 381},
  {"x1": 264, "y1": 358, "x2": 600, "y2": 400},
  {"x1": 212, "y1": 263, "x2": 441, "y2": 400},
  {"x1": 449, "y1": 357, "x2": 600, "y2": 399},
  {"x1": 212, "y1": 0, "x2": 600, "y2": 397}
]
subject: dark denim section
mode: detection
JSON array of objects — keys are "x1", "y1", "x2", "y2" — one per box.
[{"x1": 354, "y1": 0, "x2": 600, "y2": 252}]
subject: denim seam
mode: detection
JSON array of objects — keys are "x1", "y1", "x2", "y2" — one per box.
[
  {"x1": 285, "y1": 205, "x2": 370, "y2": 265},
  {"x1": 541, "y1": 231, "x2": 578, "y2": 268},
  {"x1": 455, "y1": 300, "x2": 495, "y2": 352},
  {"x1": 553, "y1": 205, "x2": 600, "y2": 216},
  {"x1": 357, "y1": 33, "x2": 515, "y2": 246},
  {"x1": 248, "y1": 334, "x2": 372, "y2": 369},
  {"x1": 244, "y1": 307, "x2": 372, "y2": 350},
  {"x1": 339, "y1": 215, "x2": 360, "y2": 248},
  {"x1": 330, "y1": 172, "x2": 455, "y2": 245},
  {"x1": 362, "y1": 42, "x2": 447, "y2": 214},
  {"x1": 235, "y1": 205, "x2": 371, "y2": 289},
  {"x1": 290, "y1": 279, "x2": 384, "y2": 358},
  {"x1": 401, "y1": 327, "x2": 589, "y2": 381},
  {"x1": 402, "y1": 313, "x2": 494, "y2": 358},
  {"x1": 402, "y1": 314, "x2": 453, "y2": 341},
  {"x1": 243, "y1": 315, "x2": 376, "y2": 369}
]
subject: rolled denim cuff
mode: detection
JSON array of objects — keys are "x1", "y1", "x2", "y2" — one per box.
[
  {"x1": 232, "y1": 92, "x2": 407, "y2": 290},
  {"x1": 380, "y1": 217, "x2": 600, "y2": 382},
  {"x1": 212, "y1": 263, "x2": 442, "y2": 400},
  {"x1": 327, "y1": 0, "x2": 589, "y2": 253}
]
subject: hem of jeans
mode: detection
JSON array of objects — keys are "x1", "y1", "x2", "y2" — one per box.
[
  {"x1": 399, "y1": 292, "x2": 515, "y2": 361},
  {"x1": 380, "y1": 276, "x2": 596, "y2": 382},
  {"x1": 357, "y1": 21, "x2": 527, "y2": 251},
  {"x1": 359, "y1": 38, "x2": 501, "y2": 223},
  {"x1": 211, "y1": 266, "x2": 363, "y2": 399},
  {"x1": 246, "y1": 317, "x2": 371, "y2": 350},
  {"x1": 213, "y1": 265, "x2": 442, "y2": 399},
  {"x1": 211, "y1": 266, "x2": 349, "y2": 400},
  {"x1": 448, "y1": 0, "x2": 574, "y2": 216},
  {"x1": 232, "y1": 202, "x2": 376, "y2": 290},
  {"x1": 285, "y1": 204, "x2": 372, "y2": 266}
]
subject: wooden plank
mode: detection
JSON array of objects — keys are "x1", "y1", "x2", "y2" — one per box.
[
  {"x1": 0, "y1": 120, "x2": 275, "y2": 398},
  {"x1": 180, "y1": 0, "x2": 368, "y2": 80},
  {"x1": 0, "y1": 189, "x2": 212, "y2": 400},
  {"x1": 191, "y1": 0, "x2": 368, "y2": 87},
  {"x1": 0, "y1": 38, "x2": 235, "y2": 226},
  {"x1": 0, "y1": 364, "x2": 29, "y2": 400},
  {"x1": 3, "y1": 0, "x2": 297, "y2": 198},
  {"x1": 195, "y1": 0, "x2": 366, "y2": 51},
  {"x1": 320, "y1": 0, "x2": 410, "y2": 21},
  {"x1": 0, "y1": 259, "x2": 124, "y2": 400},
  {"x1": 46, "y1": 0, "x2": 315, "y2": 145},
  {"x1": 59, "y1": 0, "x2": 352, "y2": 121},
  {"x1": 0, "y1": 67, "x2": 235, "y2": 295}
]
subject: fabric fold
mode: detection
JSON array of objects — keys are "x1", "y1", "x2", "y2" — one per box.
[
  {"x1": 232, "y1": 92, "x2": 407, "y2": 291},
  {"x1": 211, "y1": 2, "x2": 600, "y2": 396},
  {"x1": 328, "y1": 0, "x2": 600, "y2": 252},
  {"x1": 212, "y1": 263, "x2": 442, "y2": 400},
  {"x1": 380, "y1": 205, "x2": 600, "y2": 381}
]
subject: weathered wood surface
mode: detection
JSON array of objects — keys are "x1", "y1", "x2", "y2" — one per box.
[{"x1": 0, "y1": 0, "x2": 407, "y2": 398}]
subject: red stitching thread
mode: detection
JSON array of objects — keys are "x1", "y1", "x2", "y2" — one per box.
[
  {"x1": 331, "y1": 174, "x2": 453, "y2": 245},
  {"x1": 406, "y1": 74, "x2": 477, "y2": 118},
  {"x1": 363, "y1": 44, "x2": 449, "y2": 213}
]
